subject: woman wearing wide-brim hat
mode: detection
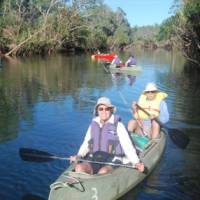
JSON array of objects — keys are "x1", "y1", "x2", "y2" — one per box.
[{"x1": 128, "y1": 82, "x2": 169, "y2": 139}]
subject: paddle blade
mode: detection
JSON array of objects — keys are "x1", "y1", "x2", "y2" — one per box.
[
  {"x1": 19, "y1": 148, "x2": 55, "y2": 162},
  {"x1": 22, "y1": 193, "x2": 45, "y2": 200},
  {"x1": 168, "y1": 129, "x2": 190, "y2": 149},
  {"x1": 103, "y1": 63, "x2": 110, "y2": 73}
]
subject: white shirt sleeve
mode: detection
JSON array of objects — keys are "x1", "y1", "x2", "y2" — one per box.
[
  {"x1": 117, "y1": 122, "x2": 140, "y2": 164},
  {"x1": 125, "y1": 58, "x2": 130, "y2": 65},
  {"x1": 111, "y1": 59, "x2": 115, "y2": 65},
  {"x1": 77, "y1": 126, "x2": 91, "y2": 157}
]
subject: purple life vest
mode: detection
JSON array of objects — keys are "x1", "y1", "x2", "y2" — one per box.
[
  {"x1": 127, "y1": 57, "x2": 136, "y2": 66},
  {"x1": 112, "y1": 58, "x2": 121, "y2": 65},
  {"x1": 89, "y1": 116, "x2": 125, "y2": 156}
]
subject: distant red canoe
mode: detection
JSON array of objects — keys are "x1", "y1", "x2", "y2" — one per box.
[{"x1": 91, "y1": 53, "x2": 116, "y2": 61}]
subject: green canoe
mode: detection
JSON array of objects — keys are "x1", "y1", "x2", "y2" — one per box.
[
  {"x1": 48, "y1": 131, "x2": 166, "y2": 200},
  {"x1": 109, "y1": 64, "x2": 142, "y2": 75}
]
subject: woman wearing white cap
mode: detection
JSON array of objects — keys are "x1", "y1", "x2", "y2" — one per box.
[
  {"x1": 70, "y1": 97, "x2": 144, "y2": 174},
  {"x1": 128, "y1": 82, "x2": 169, "y2": 139}
]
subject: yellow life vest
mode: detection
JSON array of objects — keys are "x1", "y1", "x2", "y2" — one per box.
[{"x1": 134, "y1": 92, "x2": 168, "y2": 120}]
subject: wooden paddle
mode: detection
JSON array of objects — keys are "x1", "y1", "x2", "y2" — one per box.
[
  {"x1": 136, "y1": 104, "x2": 190, "y2": 149},
  {"x1": 19, "y1": 148, "x2": 148, "y2": 173}
]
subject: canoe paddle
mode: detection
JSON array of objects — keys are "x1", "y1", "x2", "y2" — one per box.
[
  {"x1": 19, "y1": 148, "x2": 148, "y2": 174},
  {"x1": 22, "y1": 193, "x2": 45, "y2": 200},
  {"x1": 136, "y1": 104, "x2": 190, "y2": 149}
]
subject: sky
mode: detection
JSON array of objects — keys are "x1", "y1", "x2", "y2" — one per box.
[{"x1": 103, "y1": 0, "x2": 175, "y2": 27}]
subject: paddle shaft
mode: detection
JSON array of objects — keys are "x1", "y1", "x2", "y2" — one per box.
[
  {"x1": 76, "y1": 158, "x2": 138, "y2": 169},
  {"x1": 103, "y1": 63, "x2": 132, "y2": 114},
  {"x1": 20, "y1": 148, "x2": 140, "y2": 169},
  {"x1": 136, "y1": 103, "x2": 164, "y2": 127},
  {"x1": 41, "y1": 155, "x2": 138, "y2": 169},
  {"x1": 136, "y1": 103, "x2": 189, "y2": 149}
]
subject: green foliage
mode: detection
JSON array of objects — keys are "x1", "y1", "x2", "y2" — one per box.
[
  {"x1": 5, "y1": 0, "x2": 199, "y2": 59},
  {"x1": 182, "y1": 0, "x2": 200, "y2": 66},
  {"x1": 0, "y1": 0, "x2": 132, "y2": 55},
  {"x1": 155, "y1": 15, "x2": 179, "y2": 41},
  {"x1": 112, "y1": 25, "x2": 131, "y2": 47},
  {"x1": 183, "y1": 0, "x2": 200, "y2": 35},
  {"x1": 157, "y1": 0, "x2": 200, "y2": 66},
  {"x1": 133, "y1": 25, "x2": 159, "y2": 42}
]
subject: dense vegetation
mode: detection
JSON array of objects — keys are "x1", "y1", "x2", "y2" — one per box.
[
  {"x1": 156, "y1": 0, "x2": 200, "y2": 68},
  {"x1": 0, "y1": 0, "x2": 199, "y2": 68},
  {"x1": 0, "y1": 0, "x2": 134, "y2": 56}
]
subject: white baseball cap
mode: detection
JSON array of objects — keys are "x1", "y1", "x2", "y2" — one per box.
[{"x1": 143, "y1": 82, "x2": 158, "y2": 92}]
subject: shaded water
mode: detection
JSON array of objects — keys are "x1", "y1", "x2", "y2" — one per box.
[{"x1": 0, "y1": 49, "x2": 200, "y2": 200}]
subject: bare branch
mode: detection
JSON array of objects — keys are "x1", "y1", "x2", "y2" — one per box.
[{"x1": 5, "y1": 26, "x2": 48, "y2": 56}]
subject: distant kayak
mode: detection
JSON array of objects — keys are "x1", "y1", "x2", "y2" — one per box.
[
  {"x1": 91, "y1": 53, "x2": 116, "y2": 61},
  {"x1": 108, "y1": 64, "x2": 142, "y2": 75}
]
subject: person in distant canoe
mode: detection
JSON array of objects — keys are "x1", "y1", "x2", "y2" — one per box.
[
  {"x1": 97, "y1": 49, "x2": 101, "y2": 54},
  {"x1": 70, "y1": 97, "x2": 144, "y2": 174},
  {"x1": 111, "y1": 54, "x2": 122, "y2": 67},
  {"x1": 128, "y1": 82, "x2": 169, "y2": 139},
  {"x1": 125, "y1": 55, "x2": 137, "y2": 67}
]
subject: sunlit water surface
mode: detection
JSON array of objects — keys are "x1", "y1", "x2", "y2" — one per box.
[{"x1": 0, "y1": 49, "x2": 199, "y2": 200}]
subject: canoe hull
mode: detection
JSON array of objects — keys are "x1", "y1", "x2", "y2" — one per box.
[
  {"x1": 48, "y1": 131, "x2": 166, "y2": 200},
  {"x1": 109, "y1": 64, "x2": 142, "y2": 75},
  {"x1": 91, "y1": 54, "x2": 116, "y2": 61}
]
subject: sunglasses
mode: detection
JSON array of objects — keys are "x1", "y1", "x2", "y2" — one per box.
[
  {"x1": 98, "y1": 107, "x2": 111, "y2": 111},
  {"x1": 145, "y1": 91, "x2": 157, "y2": 94}
]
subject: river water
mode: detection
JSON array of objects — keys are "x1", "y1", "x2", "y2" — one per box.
[{"x1": 0, "y1": 49, "x2": 199, "y2": 200}]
